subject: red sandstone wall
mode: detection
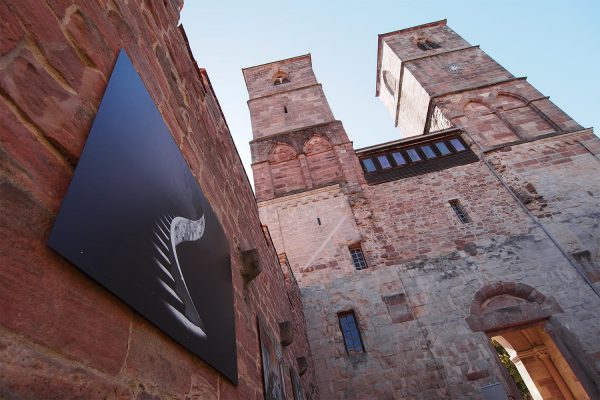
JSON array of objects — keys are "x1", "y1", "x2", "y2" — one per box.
[{"x1": 0, "y1": 1, "x2": 317, "y2": 399}]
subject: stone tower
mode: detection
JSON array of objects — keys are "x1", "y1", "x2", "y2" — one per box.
[
  {"x1": 243, "y1": 54, "x2": 363, "y2": 203},
  {"x1": 246, "y1": 21, "x2": 600, "y2": 400},
  {"x1": 376, "y1": 20, "x2": 581, "y2": 145}
]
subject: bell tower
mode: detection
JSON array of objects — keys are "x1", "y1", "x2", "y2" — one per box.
[
  {"x1": 376, "y1": 20, "x2": 582, "y2": 148},
  {"x1": 243, "y1": 54, "x2": 362, "y2": 202}
]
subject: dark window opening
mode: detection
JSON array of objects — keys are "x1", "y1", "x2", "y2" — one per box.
[
  {"x1": 420, "y1": 145, "x2": 437, "y2": 159},
  {"x1": 317, "y1": 217, "x2": 321, "y2": 226},
  {"x1": 449, "y1": 199, "x2": 470, "y2": 223},
  {"x1": 338, "y1": 311, "x2": 365, "y2": 354},
  {"x1": 417, "y1": 38, "x2": 441, "y2": 51},
  {"x1": 450, "y1": 138, "x2": 466, "y2": 152},
  {"x1": 284, "y1": 105, "x2": 288, "y2": 113},
  {"x1": 377, "y1": 155, "x2": 392, "y2": 169},
  {"x1": 350, "y1": 246, "x2": 368, "y2": 270},
  {"x1": 274, "y1": 76, "x2": 290, "y2": 85},
  {"x1": 362, "y1": 158, "x2": 376, "y2": 173}
]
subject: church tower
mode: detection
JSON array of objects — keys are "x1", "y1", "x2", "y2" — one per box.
[
  {"x1": 245, "y1": 22, "x2": 600, "y2": 400},
  {"x1": 376, "y1": 20, "x2": 582, "y2": 147},
  {"x1": 243, "y1": 55, "x2": 363, "y2": 202}
]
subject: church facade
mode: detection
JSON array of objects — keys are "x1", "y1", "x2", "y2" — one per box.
[
  {"x1": 2, "y1": 1, "x2": 600, "y2": 398},
  {"x1": 245, "y1": 20, "x2": 600, "y2": 399}
]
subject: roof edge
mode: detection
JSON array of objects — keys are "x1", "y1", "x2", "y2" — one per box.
[
  {"x1": 242, "y1": 53, "x2": 312, "y2": 90},
  {"x1": 242, "y1": 53, "x2": 312, "y2": 73},
  {"x1": 376, "y1": 19, "x2": 448, "y2": 96}
]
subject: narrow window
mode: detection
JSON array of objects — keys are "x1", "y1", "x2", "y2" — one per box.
[
  {"x1": 434, "y1": 141, "x2": 451, "y2": 156},
  {"x1": 283, "y1": 106, "x2": 288, "y2": 113},
  {"x1": 338, "y1": 311, "x2": 365, "y2": 354},
  {"x1": 420, "y1": 145, "x2": 437, "y2": 159},
  {"x1": 449, "y1": 199, "x2": 470, "y2": 223},
  {"x1": 449, "y1": 138, "x2": 466, "y2": 152},
  {"x1": 362, "y1": 158, "x2": 376, "y2": 173},
  {"x1": 317, "y1": 217, "x2": 321, "y2": 226},
  {"x1": 391, "y1": 152, "x2": 407, "y2": 166},
  {"x1": 349, "y1": 246, "x2": 368, "y2": 270},
  {"x1": 406, "y1": 148, "x2": 422, "y2": 162},
  {"x1": 377, "y1": 155, "x2": 392, "y2": 169}
]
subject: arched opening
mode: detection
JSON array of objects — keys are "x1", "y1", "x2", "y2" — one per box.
[
  {"x1": 382, "y1": 70, "x2": 397, "y2": 96},
  {"x1": 415, "y1": 36, "x2": 441, "y2": 51},
  {"x1": 272, "y1": 70, "x2": 290, "y2": 86},
  {"x1": 467, "y1": 282, "x2": 591, "y2": 400}
]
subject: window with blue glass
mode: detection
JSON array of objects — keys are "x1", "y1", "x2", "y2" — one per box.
[
  {"x1": 450, "y1": 138, "x2": 466, "y2": 152},
  {"x1": 420, "y1": 145, "x2": 437, "y2": 159},
  {"x1": 435, "y1": 141, "x2": 451, "y2": 156},
  {"x1": 338, "y1": 311, "x2": 365, "y2": 354},
  {"x1": 358, "y1": 136, "x2": 470, "y2": 174},
  {"x1": 362, "y1": 158, "x2": 376, "y2": 172},
  {"x1": 377, "y1": 155, "x2": 392, "y2": 169},
  {"x1": 392, "y1": 152, "x2": 407, "y2": 166},
  {"x1": 406, "y1": 148, "x2": 422, "y2": 162}
]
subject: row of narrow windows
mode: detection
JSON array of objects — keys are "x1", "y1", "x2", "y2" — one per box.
[{"x1": 361, "y1": 137, "x2": 468, "y2": 173}]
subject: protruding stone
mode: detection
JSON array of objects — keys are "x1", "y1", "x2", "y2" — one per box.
[{"x1": 241, "y1": 248, "x2": 262, "y2": 284}]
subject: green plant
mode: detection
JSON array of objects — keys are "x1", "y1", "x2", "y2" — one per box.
[{"x1": 492, "y1": 340, "x2": 532, "y2": 399}]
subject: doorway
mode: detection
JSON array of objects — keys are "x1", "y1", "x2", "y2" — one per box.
[{"x1": 490, "y1": 323, "x2": 590, "y2": 400}]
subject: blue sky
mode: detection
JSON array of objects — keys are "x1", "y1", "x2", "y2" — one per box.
[{"x1": 180, "y1": 1, "x2": 600, "y2": 180}]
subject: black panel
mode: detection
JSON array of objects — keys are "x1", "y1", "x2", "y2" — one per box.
[{"x1": 48, "y1": 50, "x2": 237, "y2": 383}]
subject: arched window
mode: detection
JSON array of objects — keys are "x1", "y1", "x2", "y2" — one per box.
[
  {"x1": 272, "y1": 70, "x2": 290, "y2": 86},
  {"x1": 383, "y1": 70, "x2": 397, "y2": 96},
  {"x1": 415, "y1": 36, "x2": 441, "y2": 51}
]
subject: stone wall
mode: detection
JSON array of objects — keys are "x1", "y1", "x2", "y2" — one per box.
[
  {"x1": 0, "y1": 1, "x2": 317, "y2": 399},
  {"x1": 260, "y1": 140, "x2": 600, "y2": 398}
]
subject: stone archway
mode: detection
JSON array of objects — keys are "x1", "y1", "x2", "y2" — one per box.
[
  {"x1": 466, "y1": 282, "x2": 591, "y2": 400},
  {"x1": 465, "y1": 281, "x2": 562, "y2": 333}
]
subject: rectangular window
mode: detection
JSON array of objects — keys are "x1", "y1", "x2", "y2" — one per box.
[
  {"x1": 338, "y1": 311, "x2": 365, "y2": 354},
  {"x1": 449, "y1": 199, "x2": 470, "y2": 223},
  {"x1": 349, "y1": 247, "x2": 368, "y2": 270},
  {"x1": 406, "y1": 148, "x2": 421, "y2": 162},
  {"x1": 377, "y1": 155, "x2": 391, "y2": 169},
  {"x1": 435, "y1": 141, "x2": 452, "y2": 156},
  {"x1": 391, "y1": 152, "x2": 406, "y2": 166},
  {"x1": 420, "y1": 145, "x2": 437, "y2": 159},
  {"x1": 362, "y1": 158, "x2": 376, "y2": 172},
  {"x1": 449, "y1": 138, "x2": 466, "y2": 152}
]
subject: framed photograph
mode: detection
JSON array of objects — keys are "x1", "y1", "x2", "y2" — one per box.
[{"x1": 48, "y1": 50, "x2": 237, "y2": 383}]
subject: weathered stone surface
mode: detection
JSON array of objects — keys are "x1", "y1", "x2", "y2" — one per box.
[
  {"x1": 0, "y1": 173, "x2": 131, "y2": 375},
  {"x1": 0, "y1": 333, "x2": 132, "y2": 400}
]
